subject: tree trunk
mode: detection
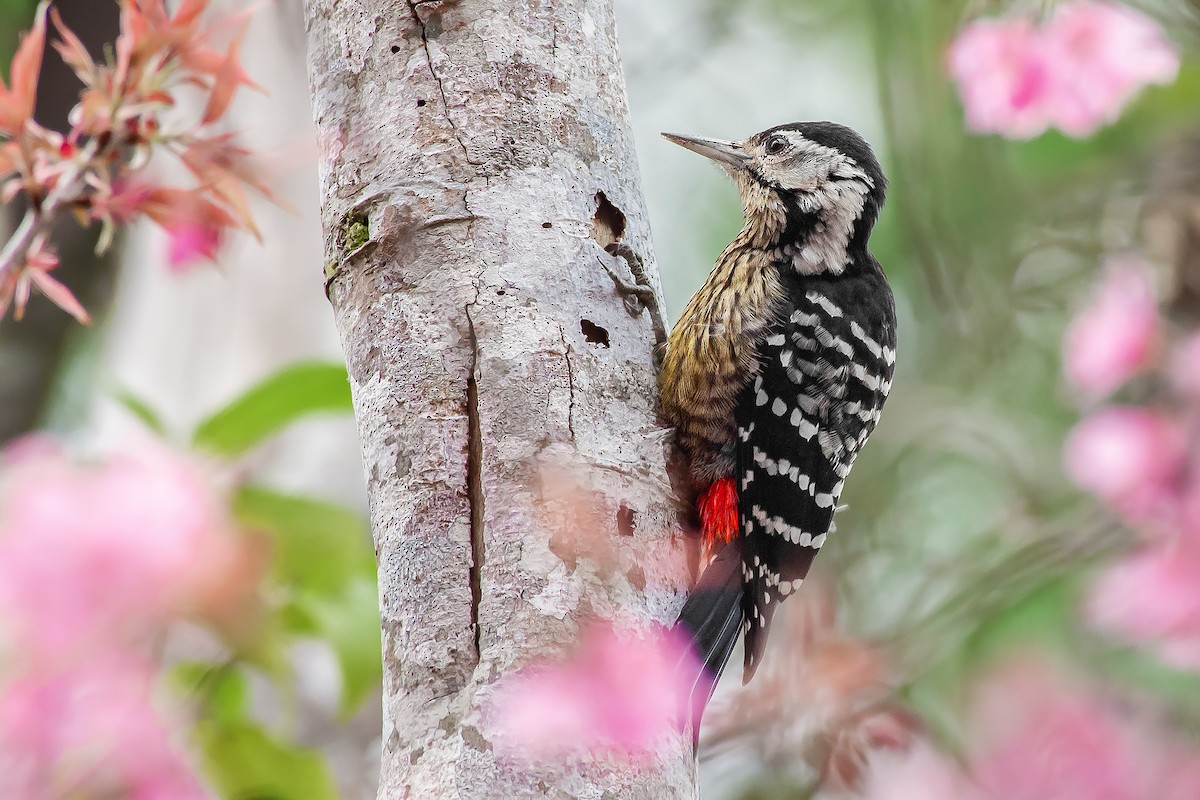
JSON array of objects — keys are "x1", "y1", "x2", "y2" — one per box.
[{"x1": 302, "y1": 1, "x2": 696, "y2": 797}]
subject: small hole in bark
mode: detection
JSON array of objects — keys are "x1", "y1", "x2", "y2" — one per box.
[
  {"x1": 590, "y1": 191, "x2": 626, "y2": 250},
  {"x1": 496, "y1": 289, "x2": 506, "y2": 296},
  {"x1": 542, "y1": 222, "x2": 552, "y2": 228},
  {"x1": 390, "y1": 45, "x2": 400, "y2": 54},
  {"x1": 416, "y1": 99, "x2": 427, "y2": 107},
  {"x1": 580, "y1": 319, "x2": 610, "y2": 347},
  {"x1": 616, "y1": 504, "x2": 636, "y2": 536}
]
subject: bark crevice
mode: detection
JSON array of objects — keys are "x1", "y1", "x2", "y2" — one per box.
[
  {"x1": 404, "y1": 0, "x2": 473, "y2": 166},
  {"x1": 465, "y1": 297, "x2": 484, "y2": 661},
  {"x1": 558, "y1": 323, "x2": 576, "y2": 440}
]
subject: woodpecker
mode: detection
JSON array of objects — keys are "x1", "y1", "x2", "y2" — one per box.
[{"x1": 659, "y1": 122, "x2": 896, "y2": 728}]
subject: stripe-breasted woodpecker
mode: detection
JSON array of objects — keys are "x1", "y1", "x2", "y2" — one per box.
[{"x1": 659, "y1": 122, "x2": 896, "y2": 729}]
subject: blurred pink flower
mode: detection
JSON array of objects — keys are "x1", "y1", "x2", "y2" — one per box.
[
  {"x1": 0, "y1": 444, "x2": 230, "y2": 661},
  {"x1": 1087, "y1": 541, "x2": 1200, "y2": 671},
  {"x1": 1062, "y1": 407, "x2": 1180, "y2": 520},
  {"x1": 948, "y1": 17, "x2": 1053, "y2": 139},
  {"x1": 1168, "y1": 332, "x2": 1200, "y2": 400},
  {"x1": 971, "y1": 664, "x2": 1142, "y2": 800},
  {"x1": 860, "y1": 742, "x2": 975, "y2": 800},
  {"x1": 1045, "y1": 1, "x2": 1179, "y2": 136},
  {"x1": 948, "y1": 2, "x2": 1178, "y2": 138},
  {"x1": 488, "y1": 623, "x2": 700, "y2": 760},
  {"x1": 0, "y1": 651, "x2": 206, "y2": 800},
  {"x1": 1063, "y1": 260, "x2": 1158, "y2": 398},
  {"x1": 166, "y1": 221, "x2": 222, "y2": 271},
  {"x1": 864, "y1": 660, "x2": 1200, "y2": 799}
]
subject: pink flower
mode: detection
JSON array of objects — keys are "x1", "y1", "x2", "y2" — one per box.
[
  {"x1": 1063, "y1": 407, "x2": 1180, "y2": 520},
  {"x1": 0, "y1": 651, "x2": 206, "y2": 800},
  {"x1": 1063, "y1": 259, "x2": 1159, "y2": 398},
  {"x1": 1088, "y1": 541, "x2": 1200, "y2": 671},
  {"x1": 948, "y1": 2, "x2": 1179, "y2": 139},
  {"x1": 0, "y1": 444, "x2": 230, "y2": 661},
  {"x1": 865, "y1": 660, "x2": 1200, "y2": 799},
  {"x1": 166, "y1": 221, "x2": 222, "y2": 271},
  {"x1": 948, "y1": 17, "x2": 1053, "y2": 139},
  {"x1": 1045, "y1": 1, "x2": 1179, "y2": 136},
  {"x1": 861, "y1": 743, "x2": 976, "y2": 800},
  {"x1": 488, "y1": 623, "x2": 700, "y2": 760},
  {"x1": 971, "y1": 664, "x2": 1143, "y2": 800},
  {"x1": 1168, "y1": 332, "x2": 1200, "y2": 400}
]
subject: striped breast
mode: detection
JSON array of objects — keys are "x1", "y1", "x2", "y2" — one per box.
[
  {"x1": 735, "y1": 263, "x2": 896, "y2": 680},
  {"x1": 659, "y1": 241, "x2": 783, "y2": 484}
]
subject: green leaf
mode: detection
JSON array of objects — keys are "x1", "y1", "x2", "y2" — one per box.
[
  {"x1": 231, "y1": 486, "x2": 380, "y2": 714},
  {"x1": 111, "y1": 387, "x2": 167, "y2": 436},
  {"x1": 233, "y1": 485, "x2": 373, "y2": 595},
  {"x1": 196, "y1": 720, "x2": 339, "y2": 800},
  {"x1": 170, "y1": 662, "x2": 248, "y2": 728},
  {"x1": 294, "y1": 577, "x2": 382, "y2": 717},
  {"x1": 192, "y1": 362, "x2": 352, "y2": 457}
]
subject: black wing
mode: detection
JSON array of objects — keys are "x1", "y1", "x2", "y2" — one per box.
[{"x1": 735, "y1": 283, "x2": 895, "y2": 681}]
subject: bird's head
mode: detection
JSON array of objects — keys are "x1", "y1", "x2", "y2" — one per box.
[{"x1": 663, "y1": 122, "x2": 886, "y2": 271}]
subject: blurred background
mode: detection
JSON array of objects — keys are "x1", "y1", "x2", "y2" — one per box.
[{"x1": 4, "y1": 0, "x2": 1200, "y2": 798}]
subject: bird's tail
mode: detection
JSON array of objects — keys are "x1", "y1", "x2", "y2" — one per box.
[{"x1": 674, "y1": 537, "x2": 744, "y2": 740}]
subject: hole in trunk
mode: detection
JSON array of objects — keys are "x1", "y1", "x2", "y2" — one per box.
[
  {"x1": 580, "y1": 319, "x2": 610, "y2": 347},
  {"x1": 590, "y1": 191, "x2": 626, "y2": 249},
  {"x1": 616, "y1": 504, "x2": 636, "y2": 536}
]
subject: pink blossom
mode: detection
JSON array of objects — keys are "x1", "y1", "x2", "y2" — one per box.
[
  {"x1": 488, "y1": 623, "x2": 700, "y2": 760},
  {"x1": 947, "y1": 17, "x2": 1053, "y2": 139},
  {"x1": 865, "y1": 661, "x2": 1200, "y2": 798},
  {"x1": 1063, "y1": 260, "x2": 1158, "y2": 398},
  {"x1": 1168, "y1": 332, "x2": 1200, "y2": 400},
  {"x1": 0, "y1": 651, "x2": 206, "y2": 800},
  {"x1": 1045, "y1": 2, "x2": 1179, "y2": 136},
  {"x1": 860, "y1": 742, "x2": 976, "y2": 800},
  {"x1": 166, "y1": 221, "x2": 222, "y2": 271},
  {"x1": 970, "y1": 664, "x2": 1143, "y2": 800},
  {"x1": 1062, "y1": 407, "x2": 1180, "y2": 520},
  {"x1": 1088, "y1": 541, "x2": 1200, "y2": 671},
  {"x1": 0, "y1": 444, "x2": 230, "y2": 661},
  {"x1": 948, "y1": 2, "x2": 1179, "y2": 139}
]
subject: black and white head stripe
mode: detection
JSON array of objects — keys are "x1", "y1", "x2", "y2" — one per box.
[
  {"x1": 734, "y1": 266, "x2": 895, "y2": 682},
  {"x1": 739, "y1": 122, "x2": 887, "y2": 276}
]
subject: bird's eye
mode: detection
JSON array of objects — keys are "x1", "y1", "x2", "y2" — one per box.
[{"x1": 764, "y1": 136, "x2": 788, "y2": 155}]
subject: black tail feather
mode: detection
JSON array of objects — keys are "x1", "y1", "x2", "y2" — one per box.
[{"x1": 673, "y1": 539, "x2": 744, "y2": 742}]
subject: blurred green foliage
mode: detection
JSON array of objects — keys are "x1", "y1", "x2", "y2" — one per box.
[
  {"x1": 192, "y1": 362, "x2": 354, "y2": 457},
  {"x1": 125, "y1": 361, "x2": 378, "y2": 799}
]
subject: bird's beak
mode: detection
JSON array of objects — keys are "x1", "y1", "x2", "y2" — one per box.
[{"x1": 662, "y1": 132, "x2": 749, "y2": 168}]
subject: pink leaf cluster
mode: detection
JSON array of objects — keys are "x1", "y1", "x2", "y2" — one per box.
[
  {"x1": 487, "y1": 623, "x2": 700, "y2": 760},
  {"x1": 0, "y1": 442, "x2": 250, "y2": 798},
  {"x1": 0, "y1": 0, "x2": 271, "y2": 322},
  {"x1": 948, "y1": 1, "x2": 1178, "y2": 139},
  {"x1": 861, "y1": 660, "x2": 1200, "y2": 800}
]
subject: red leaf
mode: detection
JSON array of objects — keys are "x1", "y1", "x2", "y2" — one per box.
[
  {"x1": 0, "y1": 2, "x2": 49, "y2": 134},
  {"x1": 172, "y1": 0, "x2": 210, "y2": 29},
  {"x1": 50, "y1": 7, "x2": 96, "y2": 84},
  {"x1": 28, "y1": 267, "x2": 91, "y2": 325},
  {"x1": 200, "y1": 32, "x2": 245, "y2": 125}
]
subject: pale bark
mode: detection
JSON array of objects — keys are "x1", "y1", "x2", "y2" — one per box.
[{"x1": 303, "y1": 1, "x2": 695, "y2": 797}]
